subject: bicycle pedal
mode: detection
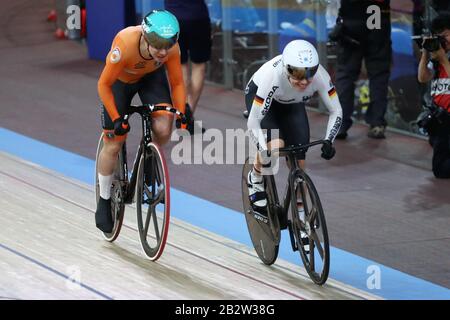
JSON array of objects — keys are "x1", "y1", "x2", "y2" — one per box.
[
  {"x1": 300, "y1": 232, "x2": 310, "y2": 254},
  {"x1": 278, "y1": 213, "x2": 288, "y2": 230},
  {"x1": 313, "y1": 219, "x2": 320, "y2": 229}
]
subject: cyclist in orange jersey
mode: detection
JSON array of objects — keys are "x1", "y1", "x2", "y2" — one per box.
[{"x1": 95, "y1": 10, "x2": 186, "y2": 233}]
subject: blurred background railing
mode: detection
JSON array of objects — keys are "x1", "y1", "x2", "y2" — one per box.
[{"x1": 131, "y1": 0, "x2": 430, "y2": 136}]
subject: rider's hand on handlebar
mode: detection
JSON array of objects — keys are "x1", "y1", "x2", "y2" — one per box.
[
  {"x1": 321, "y1": 140, "x2": 336, "y2": 160},
  {"x1": 113, "y1": 117, "x2": 130, "y2": 136},
  {"x1": 260, "y1": 149, "x2": 272, "y2": 168},
  {"x1": 175, "y1": 103, "x2": 193, "y2": 132},
  {"x1": 175, "y1": 116, "x2": 187, "y2": 130}
]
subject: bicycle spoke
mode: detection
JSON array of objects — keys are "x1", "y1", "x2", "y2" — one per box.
[
  {"x1": 144, "y1": 206, "x2": 152, "y2": 235},
  {"x1": 153, "y1": 186, "x2": 165, "y2": 204},
  {"x1": 155, "y1": 162, "x2": 162, "y2": 185},
  {"x1": 310, "y1": 230, "x2": 325, "y2": 259},
  {"x1": 143, "y1": 184, "x2": 152, "y2": 200},
  {"x1": 151, "y1": 154, "x2": 157, "y2": 188},
  {"x1": 310, "y1": 240, "x2": 315, "y2": 270},
  {"x1": 308, "y1": 207, "x2": 318, "y2": 226},
  {"x1": 303, "y1": 204, "x2": 311, "y2": 220},
  {"x1": 299, "y1": 182, "x2": 311, "y2": 216},
  {"x1": 152, "y1": 209, "x2": 161, "y2": 242},
  {"x1": 295, "y1": 218, "x2": 306, "y2": 234}
]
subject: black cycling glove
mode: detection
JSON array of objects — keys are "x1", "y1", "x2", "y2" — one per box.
[
  {"x1": 113, "y1": 117, "x2": 130, "y2": 136},
  {"x1": 176, "y1": 103, "x2": 193, "y2": 129},
  {"x1": 321, "y1": 140, "x2": 336, "y2": 160}
]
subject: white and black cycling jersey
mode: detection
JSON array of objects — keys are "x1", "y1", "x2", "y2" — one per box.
[{"x1": 246, "y1": 55, "x2": 343, "y2": 151}]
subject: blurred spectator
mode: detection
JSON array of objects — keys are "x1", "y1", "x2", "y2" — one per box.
[
  {"x1": 417, "y1": 13, "x2": 450, "y2": 178},
  {"x1": 331, "y1": 0, "x2": 392, "y2": 139},
  {"x1": 432, "y1": 0, "x2": 450, "y2": 14},
  {"x1": 49, "y1": 0, "x2": 85, "y2": 40},
  {"x1": 326, "y1": 0, "x2": 340, "y2": 31},
  {"x1": 165, "y1": 0, "x2": 212, "y2": 134}
]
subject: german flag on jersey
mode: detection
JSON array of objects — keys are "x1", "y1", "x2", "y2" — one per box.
[
  {"x1": 253, "y1": 95, "x2": 264, "y2": 107},
  {"x1": 328, "y1": 87, "x2": 337, "y2": 99}
]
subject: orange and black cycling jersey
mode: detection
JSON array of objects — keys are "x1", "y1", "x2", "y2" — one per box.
[{"x1": 97, "y1": 26, "x2": 186, "y2": 121}]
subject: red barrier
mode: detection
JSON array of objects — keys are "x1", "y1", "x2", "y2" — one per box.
[{"x1": 81, "y1": 8, "x2": 86, "y2": 38}]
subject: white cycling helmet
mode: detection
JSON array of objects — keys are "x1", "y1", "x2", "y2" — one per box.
[{"x1": 282, "y1": 40, "x2": 319, "y2": 80}]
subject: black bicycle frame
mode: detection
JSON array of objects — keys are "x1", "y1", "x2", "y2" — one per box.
[
  {"x1": 265, "y1": 140, "x2": 326, "y2": 249},
  {"x1": 118, "y1": 104, "x2": 186, "y2": 204},
  {"x1": 122, "y1": 106, "x2": 154, "y2": 204},
  {"x1": 264, "y1": 153, "x2": 297, "y2": 230}
]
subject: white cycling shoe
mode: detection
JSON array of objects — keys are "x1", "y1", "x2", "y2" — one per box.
[
  {"x1": 298, "y1": 204, "x2": 310, "y2": 253},
  {"x1": 247, "y1": 169, "x2": 267, "y2": 214}
]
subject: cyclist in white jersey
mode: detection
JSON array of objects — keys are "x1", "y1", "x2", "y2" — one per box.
[{"x1": 245, "y1": 40, "x2": 343, "y2": 214}]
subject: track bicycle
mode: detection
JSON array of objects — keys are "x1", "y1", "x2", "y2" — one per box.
[
  {"x1": 95, "y1": 104, "x2": 186, "y2": 261},
  {"x1": 242, "y1": 141, "x2": 330, "y2": 285}
]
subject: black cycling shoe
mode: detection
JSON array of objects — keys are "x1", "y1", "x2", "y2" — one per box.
[
  {"x1": 335, "y1": 131, "x2": 348, "y2": 140},
  {"x1": 367, "y1": 125, "x2": 386, "y2": 139},
  {"x1": 335, "y1": 124, "x2": 351, "y2": 140},
  {"x1": 95, "y1": 197, "x2": 113, "y2": 233}
]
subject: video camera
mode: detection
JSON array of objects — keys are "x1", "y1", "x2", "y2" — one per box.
[
  {"x1": 417, "y1": 102, "x2": 450, "y2": 135},
  {"x1": 424, "y1": 35, "x2": 446, "y2": 52},
  {"x1": 412, "y1": 34, "x2": 446, "y2": 52},
  {"x1": 328, "y1": 17, "x2": 361, "y2": 47}
]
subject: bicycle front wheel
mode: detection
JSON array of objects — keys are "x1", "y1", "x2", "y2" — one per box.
[
  {"x1": 290, "y1": 169, "x2": 330, "y2": 285},
  {"x1": 136, "y1": 142, "x2": 170, "y2": 261},
  {"x1": 95, "y1": 133, "x2": 126, "y2": 242}
]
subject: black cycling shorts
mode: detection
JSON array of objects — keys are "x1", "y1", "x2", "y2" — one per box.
[
  {"x1": 101, "y1": 67, "x2": 172, "y2": 130},
  {"x1": 245, "y1": 80, "x2": 310, "y2": 159},
  {"x1": 178, "y1": 18, "x2": 212, "y2": 64}
]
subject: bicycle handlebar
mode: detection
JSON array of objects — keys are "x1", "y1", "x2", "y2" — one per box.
[
  {"x1": 275, "y1": 140, "x2": 327, "y2": 156},
  {"x1": 123, "y1": 104, "x2": 187, "y2": 124}
]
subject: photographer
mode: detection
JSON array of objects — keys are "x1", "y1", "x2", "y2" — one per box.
[
  {"x1": 331, "y1": 0, "x2": 392, "y2": 139},
  {"x1": 418, "y1": 13, "x2": 450, "y2": 178}
]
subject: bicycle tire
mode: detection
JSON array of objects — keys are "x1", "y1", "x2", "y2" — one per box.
[
  {"x1": 242, "y1": 158, "x2": 280, "y2": 265},
  {"x1": 290, "y1": 169, "x2": 330, "y2": 285},
  {"x1": 94, "y1": 133, "x2": 126, "y2": 242},
  {"x1": 136, "y1": 142, "x2": 170, "y2": 261}
]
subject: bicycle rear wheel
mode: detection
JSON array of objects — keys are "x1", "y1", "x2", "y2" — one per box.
[
  {"x1": 290, "y1": 169, "x2": 330, "y2": 285},
  {"x1": 95, "y1": 134, "x2": 126, "y2": 242},
  {"x1": 136, "y1": 142, "x2": 170, "y2": 261},
  {"x1": 242, "y1": 158, "x2": 280, "y2": 265}
]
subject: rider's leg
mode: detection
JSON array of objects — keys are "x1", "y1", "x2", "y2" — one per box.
[
  {"x1": 96, "y1": 79, "x2": 135, "y2": 232},
  {"x1": 96, "y1": 134, "x2": 126, "y2": 233},
  {"x1": 138, "y1": 68, "x2": 174, "y2": 144},
  {"x1": 98, "y1": 136, "x2": 125, "y2": 195},
  {"x1": 181, "y1": 63, "x2": 190, "y2": 100},
  {"x1": 248, "y1": 138, "x2": 284, "y2": 211},
  {"x1": 189, "y1": 62, "x2": 207, "y2": 113},
  {"x1": 151, "y1": 110, "x2": 175, "y2": 146},
  {"x1": 183, "y1": 17, "x2": 211, "y2": 114}
]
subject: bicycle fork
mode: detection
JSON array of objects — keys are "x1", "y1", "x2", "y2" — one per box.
[
  {"x1": 287, "y1": 169, "x2": 304, "y2": 252},
  {"x1": 124, "y1": 142, "x2": 143, "y2": 204}
]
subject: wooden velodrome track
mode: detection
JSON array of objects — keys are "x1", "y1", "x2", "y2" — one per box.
[{"x1": 0, "y1": 151, "x2": 376, "y2": 300}]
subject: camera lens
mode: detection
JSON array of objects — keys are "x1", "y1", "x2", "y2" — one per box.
[{"x1": 424, "y1": 37, "x2": 440, "y2": 52}]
